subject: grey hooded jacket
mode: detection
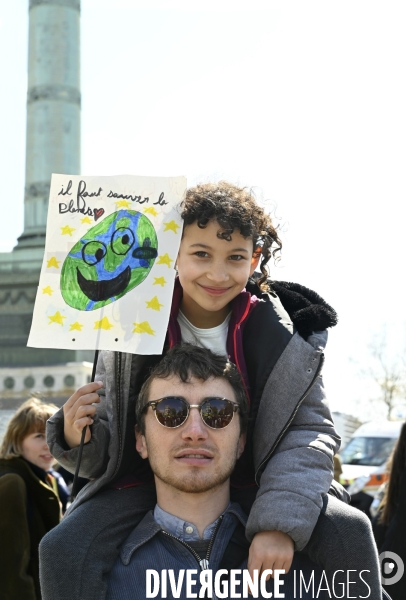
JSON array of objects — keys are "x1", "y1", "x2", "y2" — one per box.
[{"x1": 47, "y1": 282, "x2": 340, "y2": 551}]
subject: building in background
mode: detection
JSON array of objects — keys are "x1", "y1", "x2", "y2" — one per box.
[
  {"x1": 0, "y1": 0, "x2": 92, "y2": 407},
  {"x1": 0, "y1": 362, "x2": 91, "y2": 409}
]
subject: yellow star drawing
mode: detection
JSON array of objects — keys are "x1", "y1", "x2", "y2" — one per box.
[
  {"x1": 69, "y1": 322, "x2": 83, "y2": 332},
  {"x1": 42, "y1": 286, "x2": 53, "y2": 296},
  {"x1": 145, "y1": 296, "x2": 164, "y2": 311},
  {"x1": 143, "y1": 207, "x2": 158, "y2": 217},
  {"x1": 47, "y1": 256, "x2": 60, "y2": 269},
  {"x1": 48, "y1": 311, "x2": 66, "y2": 326},
  {"x1": 81, "y1": 216, "x2": 92, "y2": 225},
  {"x1": 153, "y1": 277, "x2": 167, "y2": 287},
  {"x1": 132, "y1": 321, "x2": 155, "y2": 336},
  {"x1": 94, "y1": 317, "x2": 114, "y2": 330},
  {"x1": 115, "y1": 200, "x2": 131, "y2": 208},
  {"x1": 163, "y1": 220, "x2": 180, "y2": 234},
  {"x1": 156, "y1": 253, "x2": 173, "y2": 268},
  {"x1": 61, "y1": 225, "x2": 75, "y2": 236}
]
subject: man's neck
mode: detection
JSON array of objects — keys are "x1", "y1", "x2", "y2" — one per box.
[{"x1": 155, "y1": 479, "x2": 230, "y2": 537}]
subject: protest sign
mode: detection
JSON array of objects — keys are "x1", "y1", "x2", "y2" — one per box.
[{"x1": 28, "y1": 174, "x2": 186, "y2": 354}]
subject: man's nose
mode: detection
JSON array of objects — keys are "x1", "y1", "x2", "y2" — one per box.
[{"x1": 181, "y1": 408, "x2": 208, "y2": 441}]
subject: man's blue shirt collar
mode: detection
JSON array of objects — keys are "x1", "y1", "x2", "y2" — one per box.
[
  {"x1": 153, "y1": 503, "x2": 230, "y2": 542},
  {"x1": 119, "y1": 502, "x2": 247, "y2": 565}
]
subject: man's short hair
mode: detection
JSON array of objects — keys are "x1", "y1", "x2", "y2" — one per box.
[{"x1": 136, "y1": 343, "x2": 249, "y2": 434}]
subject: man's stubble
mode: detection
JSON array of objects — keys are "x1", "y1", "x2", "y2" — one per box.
[{"x1": 146, "y1": 441, "x2": 240, "y2": 494}]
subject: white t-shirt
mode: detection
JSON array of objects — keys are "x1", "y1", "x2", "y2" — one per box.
[{"x1": 177, "y1": 310, "x2": 231, "y2": 357}]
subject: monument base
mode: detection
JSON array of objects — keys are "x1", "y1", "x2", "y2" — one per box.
[{"x1": 0, "y1": 262, "x2": 94, "y2": 367}]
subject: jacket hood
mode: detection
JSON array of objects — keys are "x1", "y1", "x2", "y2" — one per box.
[{"x1": 247, "y1": 277, "x2": 338, "y2": 340}]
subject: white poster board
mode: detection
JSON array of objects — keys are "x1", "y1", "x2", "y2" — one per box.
[{"x1": 28, "y1": 174, "x2": 186, "y2": 354}]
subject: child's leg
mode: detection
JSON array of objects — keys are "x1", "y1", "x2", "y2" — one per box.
[
  {"x1": 303, "y1": 494, "x2": 382, "y2": 600},
  {"x1": 39, "y1": 484, "x2": 156, "y2": 600}
]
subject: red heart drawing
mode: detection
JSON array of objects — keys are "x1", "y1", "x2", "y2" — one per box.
[{"x1": 94, "y1": 208, "x2": 105, "y2": 221}]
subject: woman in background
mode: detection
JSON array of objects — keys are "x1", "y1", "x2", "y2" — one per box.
[
  {"x1": 0, "y1": 398, "x2": 61, "y2": 600},
  {"x1": 373, "y1": 422, "x2": 406, "y2": 600}
]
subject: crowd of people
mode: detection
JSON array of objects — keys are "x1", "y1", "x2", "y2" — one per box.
[{"x1": 0, "y1": 181, "x2": 402, "y2": 599}]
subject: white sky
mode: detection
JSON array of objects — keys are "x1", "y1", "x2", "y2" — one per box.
[{"x1": 1, "y1": 0, "x2": 405, "y2": 420}]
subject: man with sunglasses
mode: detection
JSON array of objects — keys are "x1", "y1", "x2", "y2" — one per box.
[{"x1": 106, "y1": 344, "x2": 329, "y2": 600}]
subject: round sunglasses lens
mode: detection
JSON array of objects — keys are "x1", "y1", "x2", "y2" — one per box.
[
  {"x1": 201, "y1": 398, "x2": 234, "y2": 429},
  {"x1": 155, "y1": 397, "x2": 188, "y2": 428}
]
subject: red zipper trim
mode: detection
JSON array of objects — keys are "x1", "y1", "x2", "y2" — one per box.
[
  {"x1": 168, "y1": 321, "x2": 176, "y2": 348},
  {"x1": 112, "y1": 481, "x2": 153, "y2": 490},
  {"x1": 233, "y1": 297, "x2": 252, "y2": 402},
  {"x1": 168, "y1": 311, "x2": 180, "y2": 349},
  {"x1": 230, "y1": 481, "x2": 258, "y2": 489}
]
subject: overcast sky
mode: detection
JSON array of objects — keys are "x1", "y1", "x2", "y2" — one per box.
[{"x1": 1, "y1": 0, "x2": 405, "y2": 420}]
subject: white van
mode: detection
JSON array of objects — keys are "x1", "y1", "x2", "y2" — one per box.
[{"x1": 339, "y1": 420, "x2": 403, "y2": 515}]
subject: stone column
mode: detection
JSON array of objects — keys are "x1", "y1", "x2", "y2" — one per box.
[{"x1": 16, "y1": 0, "x2": 81, "y2": 250}]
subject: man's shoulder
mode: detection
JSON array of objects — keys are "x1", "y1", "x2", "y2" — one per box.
[{"x1": 119, "y1": 510, "x2": 160, "y2": 566}]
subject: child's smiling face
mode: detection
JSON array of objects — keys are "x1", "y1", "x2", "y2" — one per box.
[{"x1": 176, "y1": 220, "x2": 258, "y2": 328}]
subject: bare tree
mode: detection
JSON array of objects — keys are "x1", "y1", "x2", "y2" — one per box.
[{"x1": 365, "y1": 328, "x2": 406, "y2": 419}]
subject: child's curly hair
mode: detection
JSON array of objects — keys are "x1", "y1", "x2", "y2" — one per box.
[{"x1": 180, "y1": 181, "x2": 282, "y2": 290}]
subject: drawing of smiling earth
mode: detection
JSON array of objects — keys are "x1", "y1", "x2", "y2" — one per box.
[{"x1": 61, "y1": 210, "x2": 158, "y2": 311}]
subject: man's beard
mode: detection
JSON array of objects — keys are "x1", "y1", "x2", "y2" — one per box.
[{"x1": 147, "y1": 443, "x2": 239, "y2": 494}]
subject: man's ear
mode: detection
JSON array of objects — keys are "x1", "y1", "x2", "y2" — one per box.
[
  {"x1": 135, "y1": 425, "x2": 148, "y2": 459},
  {"x1": 249, "y1": 248, "x2": 261, "y2": 277},
  {"x1": 237, "y1": 432, "x2": 246, "y2": 459}
]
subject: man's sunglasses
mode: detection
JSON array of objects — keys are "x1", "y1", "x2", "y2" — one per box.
[{"x1": 142, "y1": 396, "x2": 240, "y2": 430}]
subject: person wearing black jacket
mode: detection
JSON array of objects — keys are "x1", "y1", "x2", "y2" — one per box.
[
  {"x1": 373, "y1": 422, "x2": 406, "y2": 600},
  {"x1": 0, "y1": 398, "x2": 61, "y2": 600}
]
